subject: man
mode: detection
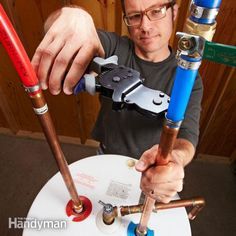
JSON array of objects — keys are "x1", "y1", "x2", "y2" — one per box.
[{"x1": 31, "y1": 0, "x2": 203, "y2": 203}]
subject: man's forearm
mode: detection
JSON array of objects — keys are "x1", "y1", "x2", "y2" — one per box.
[{"x1": 173, "y1": 138, "x2": 195, "y2": 167}]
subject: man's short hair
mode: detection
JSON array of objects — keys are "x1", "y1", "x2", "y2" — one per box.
[
  {"x1": 120, "y1": 0, "x2": 176, "y2": 14},
  {"x1": 121, "y1": 0, "x2": 125, "y2": 13}
]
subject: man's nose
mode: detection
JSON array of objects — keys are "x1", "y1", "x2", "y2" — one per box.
[{"x1": 139, "y1": 14, "x2": 152, "y2": 31}]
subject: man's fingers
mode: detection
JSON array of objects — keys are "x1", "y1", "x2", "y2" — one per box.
[
  {"x1": 151, "y1": 194, "x2": 172, "y2": 204},
  {"x1": 37, "y1": 38, "x2": 66, "y2": 91},
  {"x1": 141, "y1": 162, "x2": 185, "y2": 184},
  {"x1": 63, "y1": 46, "x2": 96, "y2": 94},
  {"x1": 135, "y1": 145, "x2": 159, "y2": 172},
  {"x1": 96, "y1": 41, "x2": 105, "y2": 58},
  {"x1": 142, "y1": 179, "x2": 184, "y2": 203},
  {"x1": 153, "y1": 163, "x2": 185, "y2": 183},
  {"x1": 139, "y1": 161, "x2": 185, "y2": 203},
  {"x1": 142, "y1": 179, "x2": 184, "y2": 195},
  {"x1": 48, "y1": 41, "x2": 82, "y2": 95},
  {"x1": 31, "y1": 33, "x2": 54, "y2": 74}
]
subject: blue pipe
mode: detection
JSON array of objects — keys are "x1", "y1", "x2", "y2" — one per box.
[
  {"x1": 194, "y1": 0, "x2": 222, "y2": 8},
  {"x1": 190, "y1": 0, "x2": 222, "y2": 24},
  {"x1": 127, "y1": 222, "x2": 154, "y2": 236},
  {"x1": 166, "y1": 56, "x2": 201, "y2": 123}
]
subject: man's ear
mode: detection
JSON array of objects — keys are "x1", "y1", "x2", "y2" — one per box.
[{"x1": 173, "y1": 3, "x2": 179, "y2": 21}]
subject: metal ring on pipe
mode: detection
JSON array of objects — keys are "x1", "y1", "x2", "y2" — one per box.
[
  {"x1": 190, "y1": 4, "x2": 219, "y2": 21},
  {"x1": 24, "y1": 84, "x2": 41, "y2": 93},
  {"x1": 177, "y1": 58, "x2": 202, "y2": 70},
  {"x1": 164, "y1": 115, "x2": 182, "y2": 129},
  {"x1": 33, "y1": 104, "x2": 48, "y2": 115}
]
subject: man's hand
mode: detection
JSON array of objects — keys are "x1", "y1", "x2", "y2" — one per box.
[
  {"x1": 31, "y1": 7, "x2": 104, "y2": 95},
  {"x1": 135, "y1": 139, "x2": 195, "y2": 203}
]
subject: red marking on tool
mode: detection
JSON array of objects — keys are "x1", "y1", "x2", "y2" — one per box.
[{"x1": 66, "y1": 196, "x2": 92, "y2": 222}]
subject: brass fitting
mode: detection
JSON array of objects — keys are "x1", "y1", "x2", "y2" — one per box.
[
  {"x1": 103, "y1": 206, "x2": 118, "y2": 225},
  {"x1": 135, "y1": 227, "x2": 147, "y2": 236},
  {"x1": 73, "y1": 202, "x2": 84, "y2": 214},
  {"x1": 99, "y1": 201, "x2": 118, "y2": 225},
  {"x1": 184, "y1": 18, "x2": 217, "y2": 41}
]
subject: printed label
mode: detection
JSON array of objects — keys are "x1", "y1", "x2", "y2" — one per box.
[
  {"x1": 106, "y1": 180, "x2": 132, "y2": 200},
  {"x1": 74, "y1": 172, "x2": 98, "y2": 189}
]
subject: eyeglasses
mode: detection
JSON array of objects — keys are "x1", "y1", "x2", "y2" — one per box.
[{"x1": 123, "y1": 1, "x2": 175, "y2": 27}]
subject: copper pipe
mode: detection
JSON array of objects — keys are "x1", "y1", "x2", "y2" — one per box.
[
  {"x1": 136, "y1": 197, "x2": 155, "y2": 235},
  {"x1": 0, "y1": 4, "x2": 83, "y2": 213},
  {"x1": 120, "y1": 204, "x2": 144, "y2": 216},
  {"x1": 29, "y1": 91, "x2": 83, "y2": 213},
  {"x1": 136, "y1": 120, "x2": 180, "y2": 235},
  {"x1": 120, "y1": 197, "x2": 205, "y2": 220},
  {"x1": 156, "y1": 121, "x2": 180, "y2": 164}
]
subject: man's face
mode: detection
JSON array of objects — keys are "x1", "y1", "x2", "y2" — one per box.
[{"x1": 124, "y1": 0, "x2": 176, "y2": 59}]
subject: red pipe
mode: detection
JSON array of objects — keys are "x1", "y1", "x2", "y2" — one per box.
[
  {"x1": 0, "y1": 4, "x2": 38, "y2": 87},
  {"x1": 0, "y1": 4, "x2": 87, "y2": 217}
]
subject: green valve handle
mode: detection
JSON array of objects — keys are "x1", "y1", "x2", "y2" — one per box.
[{"x1": 203, "y1": 41, "x2": 236, "y2": 67}]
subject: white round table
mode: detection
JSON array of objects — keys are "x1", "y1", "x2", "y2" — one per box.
[{"x1": 23, "y1": 154, "x2": 191, "y2": 236}]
